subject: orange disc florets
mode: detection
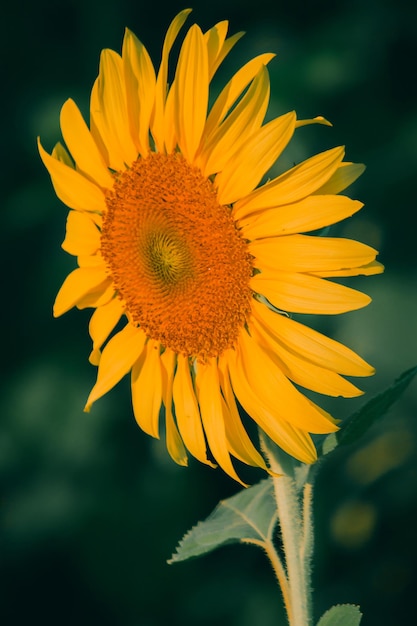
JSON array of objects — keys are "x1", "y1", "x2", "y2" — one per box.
[{"x1": 101, "y1": 153, "x2": 253, "y2": 358}]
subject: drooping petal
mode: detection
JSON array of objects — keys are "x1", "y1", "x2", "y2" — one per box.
[
  {"x1": 195, "y1": 358, "x2": 245, "y2": 484},
  {"x1": 60, "y1": 99, "x2": 114, "y2": 188},
  {"x1": 173, "y1": 24, "x2": 209, "y2": 162},
  {"x1": 62, "y1": 211, "x2": 101, "y2": 256},
  {"x1": 235, "y1": 329, "x2": 338, "y2": 434},
  {"x1": 88, "y1": 296, "x2": 125, "y2": 365},
  {"x1": 218, "y1": 359, "x2": 269, "y2": 470},
  {"x1": 225, "y1": 347, "x2": 318, "y2": 464},
  {"x1": 38, "y1": 139, "x2": 106, "y2": 213},
  {"x1": 216, "y1": 111, "x2": 296, "y2": 205},
  {"x1": 251, "y1": 271, "x2": 371, "y2": 314},
  {"x1": 53, "y1": 267, "x2": 109, "y2": 317},
  {"x1": 131, "y1": 339, "x2": 163, "y2": 438},
  {"x1": 234, "y1": 146, "x2": 345, "y2": 218},
  {"x1": 250, "y1": 234, "x2": 378, "y2": 273},
  {"x1": 172, "y1": 355, "x2": 215, "y2": 467},
  {"x1": 85, "y1": 324, "x2": 147, "y2": 410},
  {"x1": 238, "y1": 195, "x2": 363, "y2": 238},
  {"x1": 251, "y1": 318, "x2": 363, "y2": 397},
  {"x1": 160, "y1": 349, "x2": 188, "y2": 466},
  {"x1": 251, "y1": 298, "x2": 374, "y2": 377},
  {"x1": 122, "y1": 28, "x2": 156, "y2": 156}
]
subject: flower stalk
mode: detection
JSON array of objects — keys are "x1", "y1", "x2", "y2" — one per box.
[{"x1": 261, "y1": 433, "x2": 315, "y2": 626}]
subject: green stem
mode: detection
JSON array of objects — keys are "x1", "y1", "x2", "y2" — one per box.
[
  {"x1": 264, "y1": 538, "x2": 293, "y2": 620},
  {"x1": 244, "y1": 537, "x2": 292, "y2": 619},
  {"x1": 261, "y1": 435, "x2": 314, "y2": 626}
]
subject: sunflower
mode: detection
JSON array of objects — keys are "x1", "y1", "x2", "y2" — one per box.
[{"x1": 39, "y1": 9, "x2": 383, "y2": 482}]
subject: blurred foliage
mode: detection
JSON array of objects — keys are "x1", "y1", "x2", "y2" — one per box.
[{"x1": 1, "y1": 0, "x2": 416, "y2": 624}]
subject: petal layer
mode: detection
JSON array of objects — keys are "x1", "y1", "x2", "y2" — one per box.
[{"x1": 85, "y1": 324, "x2": 147, "y2": 410}]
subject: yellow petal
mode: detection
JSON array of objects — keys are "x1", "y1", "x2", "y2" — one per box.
[
  {"x1": 76, "y1": 280, "x2": 114, "y2": 310},
  {"x1": 90, "y1": 78, "x2": 111, "y2": 166},
  {"x1": 195, "y1": 358, "x2": 245, "y2": 484},
  {"x1": 204, "y1": 20, "x2": 228, "y2": 79},
  {"x1": 62, "y1": 211, "x2": 101, "y2": 256},
  {"x1": 92, "y1": 49, "x2": 138, "y2": 169},
  {"x1": 225, "y1": 347, "x2": 318, "y2": 464},
  {"x1": 314, "y1": 162, "x2": 366, "y2": 195},
  {"x1": 85, "y1": 324, "x2": 147, "y2": 410},
  {"x1": 251, "y1": 318, "x2": 363, "y2": 398},
  {"x1": 77, "y1": 252, "x2": 106, "y2": 268},
  {"x1": 295, "y1": 115, "x2": 332, "y2": 128},
  {"x1": 205, "y1": 22, "x2": 244, "y2": 80},
  {"x1": 250, "y1": 234, "x2": 378, "y2": 273},
  {"x1": 201, "y1": 66, "x2": 270, "y2": 176},
  {"x1": 216, "y1": 111, "x2": 296, "y2": 205},
  {"x1": 218, "y1": 359, "x2": 269, "y2": 470},
  {"x1": 88, "y1": 296, "x2": 124, "y2": 363},
  {"x1": 238, "y1": 195, "x2": 363, "y2": 238},
  {"x1": 38, "y1": 139, "x2": 106, "y2": 213},
  {"x1": 151, "y1": 9, "x2": 192, "y2": 152},
  {"x1": 235, "y1": 329, "x2": 338, "y2": 434},
  {"x1": 163, "y1": 85, "x2": 177, "y2": 154},
  {"x1": 313, "y1": 260, "x2": 384, "y2": 277},
  {"x1": 251, "y1": 270, "x2": 371, "y2": 314},
  {"x1": 203, "y1": 53, "x2": 275, "y2": 139},
  {"x1": 161, "y1": 349, "x2": 188, "y2": 466},
  {"x1": 173, "y1": 24, "x2": 209, "y2": 162},
  {"x1": 234, "y1": 146, "x2": 345, "y2": 218},
  {"x1": 52, "y1": 142, "x2": 74, "y2": 167},
  {"x1": 122, "y1": 28, "x2": 156, "y2": 156},
  {"x1": 53, "y1": 267, "x2": 108, "y2": 317},
  {"x1": 60, "y1": 99, "x2": 114, "y2": 188},
  {"x1": 131, "y1": 339, "x2": 163, "y2": 438},
  {"x1": 251, "y1": 298, "x2": 374, "y2": 377},
  {"x1": 172, "y1": 354, "x2": 215, "y2": 467}
]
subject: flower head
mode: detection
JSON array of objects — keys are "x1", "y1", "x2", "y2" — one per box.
[{"x1": 39, "y1": 9, "x2": 383, "y2": 482}]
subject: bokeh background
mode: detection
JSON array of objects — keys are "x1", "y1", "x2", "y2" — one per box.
[{"x1": 1, "y1": 0, "x2": 416, "y2": 624}]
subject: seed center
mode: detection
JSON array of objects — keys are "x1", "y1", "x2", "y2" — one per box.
[
  {"x1": 144, "y1": 230, "x2": 192, "y2": 286},
  {"x1": 101, "y1": 152, "x2": 253, "y2": 358}
]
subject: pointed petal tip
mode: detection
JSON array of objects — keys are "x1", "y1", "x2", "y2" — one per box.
[
  {"x1": 318, "y1": 116, "x2": 332, "y2": 127},
  {"x1": 295, "y1": 115, "x2": 333, "y2": 129},
  {"x1": 53, "y1": 300, "x2": 67, "y2": 318},
  {"x1": 89, "y1": 349, "x2": 101, "y2": 366}
]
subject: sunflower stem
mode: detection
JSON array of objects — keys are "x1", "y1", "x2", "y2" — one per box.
[{"x1": 260, "y1": 434, "x2": 314, "y2": 626}]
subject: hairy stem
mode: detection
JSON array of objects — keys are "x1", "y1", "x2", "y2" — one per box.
[{"x1": 261, "y1": 434, "x2": 314, "y2": 626}]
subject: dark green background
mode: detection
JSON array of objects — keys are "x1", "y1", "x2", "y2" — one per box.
[{"x1": 1, "y1": 0, "x2": 416, "y2": 624}]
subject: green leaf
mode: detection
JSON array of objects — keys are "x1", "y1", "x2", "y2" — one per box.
[
  {"x1": 168, "y1": 479, "x2": 276, "y2": 564},
  {"x1": 338, "y1": 365, "x2": 417, "y2": 446},
  {"x1": 321, "y1": 365, "x2": 417, "y2": 455},
  {"x1": 316, "y1": 604, "x2": 362, "y2": 626}
]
